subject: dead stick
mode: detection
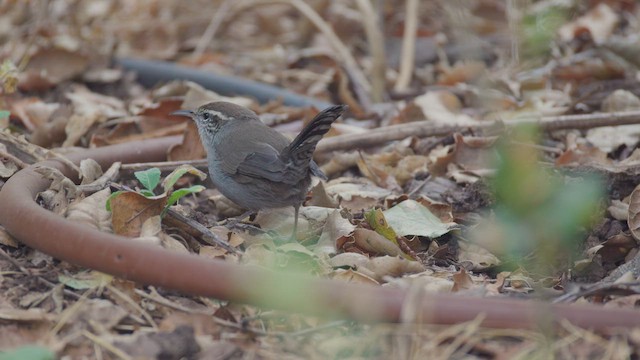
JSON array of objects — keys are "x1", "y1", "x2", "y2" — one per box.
[
  {"x1": 120, "y1": 159, "x2": 207, "y2": 173},
  {"x1": 316, "y1": 110, "x2": 640, "y2": 153}
]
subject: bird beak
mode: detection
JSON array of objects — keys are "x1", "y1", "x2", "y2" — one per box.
[{"x1": 171, "y1": 110, "x2": 195, "y2": 118}]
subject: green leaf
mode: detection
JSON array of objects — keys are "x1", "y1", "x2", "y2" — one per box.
[
  {"x1": 162, "y1": 185, "x2": 205, "y2": 216},
  {"x1": 134, "y1": 168, "x2": 161, "y2": 193},
  {"x1": 0, "y1": 346, "x2": 55, "y2": 360},
  {"x1": 383, "y1": 200, "x2": 454, "y2": 238},
  {"x1": 162, "y1": 165, "x2": 207, "y2": 193},
  {"x1": 105, "y1": 191, "x2": 125, "y2": 212},
  {"x1": 139, "y1": 189, "x2": 155, "y2": 198},
  {"x1": 58, "y1": 272, "x2": 112, "y2": 290},
  {"x1": 365, "y1": 208, "x2": 398, "y2": 243}
]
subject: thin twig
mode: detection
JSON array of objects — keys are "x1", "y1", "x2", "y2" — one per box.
[
  {"x1": 49, "y1": 289, "x2": 93, "y2": 337},
  {"x1": 134, "y1": 288, "x2": 205, "y2": 314},
  {"x1": 0, "y1": 247, "x2": 84, "y2": 299},
  {"x1": 510, "y1": 140, "x2": 564, "y2": 154},
  {"x1": 355, "y1": 0, "x2": 386, "y2": 103},
  {"x1": 38, "y1": 277, "x2": 82, "y2": 300},
  {"x1": 316, "y1": 110, "x2": 640, "y2": 153},
  {"x1": 393, "y1": 0, "x2": 419, "y2": 91},
  {"x1": 120, "y1": 159, "x2": 207, "y2": 173},
  {"x1": 77, "y1": 162, "x2": 121, "y2": 194},
  {"x1": 193, "y1": 0, "x2": 234, "y2": 57},
  {"x1": 136, "y1": 287, "x2": 348, "y2": 338},
  {"x1": 506, "y1": 0, "x2": 521, "y2": 65},
  {"x1": 0, "y1": 247, "x2": 30, "y2": 274},
  {"x1": 164, "y1": 208, "x2": 240, "y2": 254},
  {"x1": 107, "y1": 284, "x2": 158, "y2": 329},
  {"x1": 82, "y1": 330, "x2": 133, "y2": 360}
]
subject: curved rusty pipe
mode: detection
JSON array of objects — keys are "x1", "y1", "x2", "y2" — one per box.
[{"x1": 0, "y1": 136, "x2": 639, "y2": 328}]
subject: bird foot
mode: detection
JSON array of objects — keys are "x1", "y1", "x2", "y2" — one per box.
[{"x1": 224, "y1": 210, "x2": 256, "y2": 229}]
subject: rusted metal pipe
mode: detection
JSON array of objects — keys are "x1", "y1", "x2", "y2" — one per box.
[{"x1": 0, "y1": 136, "x2": 639, "y2": 328}]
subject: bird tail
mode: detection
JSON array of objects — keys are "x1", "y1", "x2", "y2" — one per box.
[{"x1": 284, "y1": 105, "x2": 347, "y2": 168}]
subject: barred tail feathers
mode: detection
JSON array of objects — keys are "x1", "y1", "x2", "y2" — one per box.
[{"x1": 285, "y1": 105, "x2": 347, "y2": 166}]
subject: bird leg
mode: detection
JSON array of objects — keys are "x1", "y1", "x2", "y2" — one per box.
[
  {"x1": 225, "y1": 209, "x2": 256, "y2": 230},
  {"x1": 291, "y1": 204, "x2": 300, "y2": 241}
]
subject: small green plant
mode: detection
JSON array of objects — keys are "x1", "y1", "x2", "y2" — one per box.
[{"x1": 107, "y1": 165, "x2": 206, "y2": 216}]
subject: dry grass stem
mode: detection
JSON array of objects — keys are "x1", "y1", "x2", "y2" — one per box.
[
  {"x1": 393, "y1": 0, "x2": 419, "y2": 91},
  {"x1": 245, "y1": 0, "x2": 372, "y2": 102},
  {"x1": 82, "y1": 330, "x2": 133, "y2": 360},
  {"x1": 355, "y1": 0, "x2": 386, "y2": 102},
  {"x1": 107, "y1": 284, "x2": 158, "y2": 329},
  {"x1": 193, "y1": 0, "x2": 234, "y2": 57}
]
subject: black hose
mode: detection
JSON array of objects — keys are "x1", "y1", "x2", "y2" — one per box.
[{"x1": 116, "y1": 58, "x2": 333, "y2": 108}]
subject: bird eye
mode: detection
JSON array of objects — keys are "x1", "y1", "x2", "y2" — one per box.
[{"x1": 203, "y1": 112, "x2": 211, "y2": 121}]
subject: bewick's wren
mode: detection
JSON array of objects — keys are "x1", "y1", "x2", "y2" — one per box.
[{"x1": 173, "y1": 102, "x2": 347, "y2": 238}]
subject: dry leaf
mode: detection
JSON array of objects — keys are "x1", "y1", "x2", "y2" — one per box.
[
  {"x1": 586, "y1": 90, "x2": 640, "y2": 152},
  {"x1": 348, "y1": 228, "x2": 405, "y2": 257},
  {"x1": 168, "y1": 121, "x2": 207, "y2": 161},
  {"x1": 458, "y1": 240, "x2": 501, "y2": 271},
  {"x1": 383, "y1": 199, "x2": 455, "y2": 238},
  {"x1": 315, "y1": 209, "x2": 355, "y2": 255},
  {"x1": 111, "y1": 192, "x2": 166, "y2": 237},
  {"x1": 429, "y1": 133, "x2": 498, "y2": 177},
  {"x1": 451, "y1": 268, "x2": 474, "y2": 292},
  {"x1": 79, "y1": 158, "x2": 103, "y2": 185},
  {"x1": 609, "y1": 200, "x2": 629, "y2": 221},
  {"x1": 331, "y1": 269, "x2": 379, "y2": 285},
  {"x1": 365, "y1": 256, "x2": 425, "y2": 282},
  {"x1": 0, "y1": 157, "x2": 18, "y2": 178},
  {"x1": 65, "y1": 188, "x2": 112, "y2": 232},
  {"x1": 64, "y1": 86, "x2": 127, "y2": 146},
  {"x1": 308, "y1": 182, "x2": 339, "y2": 208},
  {"x1": 19, "y1": 48, "x2": 89, "y2": 91},
  {"x1": 555, "y1": 142, "x2": 611, "y2": 167},
  {"x1": 34, "y1": 166, "x2": 79, "y2": 214},
  {"x1": 414, "y1": 91, "x2": 477, "y2": 126},
  {"x1": 8, "y1": 98, "x2": 58, "y2": 131},
  {"x1": 438, "y1": 61, "x2": 486, "y2": 86},
  {"x1": 558, "y1": 3, "x2": 618, "y2": 45},
  {"x1": 324, "y1": 178, "x2": 392, "y2": 212},
  {"x1": 0, "y1": 226, "x2": 20, "y2": 248},
  {"x1": 596, "y1": 233, "x2": 636, "y2": 263},
  {"x1": 139, "y1": 216, "x2": 188, "y2": 253}
]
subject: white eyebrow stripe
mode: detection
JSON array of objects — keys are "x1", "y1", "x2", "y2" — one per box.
[{"x1": 205, "y1": 110, "x2": 231, "y2": 121}]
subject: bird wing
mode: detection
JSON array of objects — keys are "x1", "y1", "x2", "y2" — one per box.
[{"x1": 235, "y1": 142, "x2": 291, "y2": 183}]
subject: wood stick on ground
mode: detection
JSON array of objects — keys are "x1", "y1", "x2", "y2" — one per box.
[
  {"x1": 316, "y1": 110, "x2": 640, "y2": 153},
  {"x1": 120, "y1": 159, "x2": 207, "y2": 173}
]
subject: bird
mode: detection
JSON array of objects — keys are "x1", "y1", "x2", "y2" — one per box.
[{"x1": 172, "y1": 101, "x2": 347, "y2": 239}]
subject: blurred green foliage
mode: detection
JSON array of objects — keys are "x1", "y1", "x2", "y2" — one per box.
[
  {"x1": 0, "y1": 346, "x2": 55, "y2": 360},
  {"x1": 489, "y1": 125, "x2": 603, "y2": 275},
  {"x1": 520, "y1": 5, "x2": 571, "y2": 60}
]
